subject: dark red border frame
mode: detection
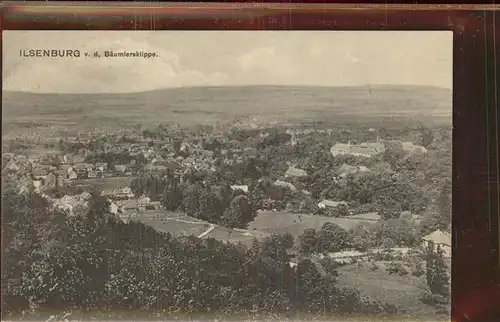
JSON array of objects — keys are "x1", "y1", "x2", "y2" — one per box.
[{"x1": 1, "y1": 3, "x2": 499, "y2": 322}]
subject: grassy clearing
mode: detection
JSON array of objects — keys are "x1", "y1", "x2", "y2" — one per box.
[
  {"x1": 135, "y1": 215, "x2": 210, "y2": 237},
  {"x1": 248, "y1": 211, "x2": 378, "y2": 237},
  {"x1": 346, "y1": 212, "x2": 380, "y2": 221},
  {"x1": 336, "y1": 261, "x2": 435, "y2": 317},
  {"x1": 203, "y1": 226, "x2": 270, "y2": 246}
]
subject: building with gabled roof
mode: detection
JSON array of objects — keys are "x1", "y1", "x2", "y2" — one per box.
[{"x1": 422, "y1": 229, "x2": 452, "y2": 257}]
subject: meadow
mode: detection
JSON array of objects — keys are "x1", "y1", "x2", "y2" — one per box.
[
  {"x1": 248, "y1": 211, "x2": 379, "y2": 237},
  {"x1": 130, "y1": 209, "x2": 379, "y2": 246},
  {"x1": 128, "y1": 211, "x2": 210, "y2": 237},
  {"x1": 336, "y1": 261, "x2": 433, "y2": 318}
]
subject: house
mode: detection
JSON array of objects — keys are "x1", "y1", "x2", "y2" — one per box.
[
  {"x1": 80, "y1": 191, "x2": 92, "y2": 201},
  {"x1": 402, "y1": 142, "x2": 428, "y2": 154},
  {"x1": 290, "y1": 134, "x2": 298, "y2": 147},
  {"x1": 319, "y1": 250, "x2": 368, "y2": 264},
  {"x1": 138, "y1": 195, "x2": 151, "y2": 210},
  {"x1": 273, "y1": 180, "x2": 297, "y2": 191},
  {"x1": 87, "y1": 171, "x2": 99, "y2": 178},
  {"x1": 53, "y1": 194, "x2": 90, "y2": 216},
  {"x1": 54, "y1": 195, "x2": 79, "y2": 213},
  {"x1": 95, "y1": 162, "x2": 108, "y2": 172},
  {"x1": 33, "y1": 180, "x2": 43, "y2": 192},
  {"x1": 116, "y1": 200, "x2": 138, "y2": 213},
  {"x1": 83, "y1": 163, "x2": 94, "y2": 170},
  {"x1": 108, "y1": 200, "x2": 119, "y2": 215},
  {"x1": 318, "y1": 199, "x2": 348, "y2": 209},
  {"x1": 32, "y1": 168, "x2": 49, "y2": 180},
  {"x1": 165, "y1": 160, "x2": 182, "y2": 171},
  {"x1": 68, "y1": 168, "x2": 78, "y2": 180},
  {"x1": 17, "y1": 175, "x2": 35, "y2": 195},
  {"x1": 180, "y1": 142, "x2": 191, "y2": 152},
  {"x1": 285, "y1": 166, "x2": 308, "y2": 178},
  {"x1": 74, "y1": 163, "x2": 86, "y2": 171},
  {"x1": 54, "y1": 169, "x2": 67, "y2": 178},
  {"x1": 43, "y1": 172, "x2": 59, "y2": 189},
  {"x1": 144, "y1": 164, "x2": 167, "y2": 172},
  {"x1": 330, "y1": 141, "x2": 385, "y2": 158},
  {"x1": 60, "y1": 164, "x2": 72, "y2": 171},
  {"x1": 422, "y1": 230, "x2": 452, "y2": 257},
  {"x1": 231, "y1": 185, "x2": 249, "y2": 193},
  {"x1": 101, "y1": 187, "x2": 135, "y2": 199},
  {"x1": 64, "y1": 153, "x2": 85, "y2": 164},
  {"x1": 148, "y1": 201, "x2": 162, "y2": 209}
]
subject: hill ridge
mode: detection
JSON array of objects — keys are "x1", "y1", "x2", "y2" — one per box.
[
  {"x1": 3, "y1": 84, "x2": 451, "y2": 96},
  {"x1": 2, "y1": 85, "x2": 452, "y2": 134}
]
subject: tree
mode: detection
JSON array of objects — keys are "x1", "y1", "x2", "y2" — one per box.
[
  {"x1": 329, "y1": 204, "x2": 349, "y2": 217},
  {"x1": 218, "y1": 195, "x2": 255, "y2": 229},
  {"x1": 162, "y1": 183, "x2": 183, "y2": 211},
  {"x1": 180, "y1": 184, "x2": 204, "y2": 217},
  {"x1": 173, "y1": 140, "x2": 181, "y2": 155},
  {"x1": 250, "y1": 184, "x2": 267, "y2": 211},
  {"x1": 260, "y1": 233, "x2": 294, "y2": 264},
  {"x1": 317, "y1": 222, "x2": 351, "y2": 253},
  {"x1": 436, "y1": 182, "x2": 452, "y2": 230},
  {"x1": 378, "y1": 207, "x2": 401, "y2": 221},
  {"x1": 294, "y1": 259, "x2": 324, "y2": 310},
  {"x1": 299, "y1": 229, "x2": 318, "y2": 254},
  {"x1": 197, "y1": 190, "x2": 224, "y2": 222},
  {"x1": 418, "y1": 127, "x2": 434, "y2": 147},
  {"x1": 371, "y1": 219, "x2": 417, "y2": 248},
  {"x1": 424, "y1": 242, "x2": 450, "y2": 299},
  {"x1": 348, "y1": 224, "x2": 374, "y2": 251}
]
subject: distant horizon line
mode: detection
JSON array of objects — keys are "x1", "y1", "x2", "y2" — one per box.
[{"x1": 2, "y1": 84, "x2": 452, "y2": 95}]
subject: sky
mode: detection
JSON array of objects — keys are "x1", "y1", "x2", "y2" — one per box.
[{"x1": 2, "y1": 31, "x2": 452, "y2": 93}]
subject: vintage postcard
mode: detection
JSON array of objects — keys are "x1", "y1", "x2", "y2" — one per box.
[{"x1": 2, "y1": 30, "x2": 452, "y2": 321}]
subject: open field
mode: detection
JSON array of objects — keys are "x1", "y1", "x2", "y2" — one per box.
[
  {"x1": 203, "y1": 226, "x2": 270, "y2": 247},
  {"x1": 336, "y1": 261, "x2": 434, "y2": 317},
  {"x1": 130, "y1": 212, "x2": 210, "y2": 237},
  {"x1": 128, "y1": 211, "x2": 270, "y2": 245},
  {"x1": 3, "y1": 85, "x2": 452, "y2": 135},
  {"x1": 248, "y1": 211, "x2": 379, "y2": 237},
  {"x1": 346, "y1": 212, "x2": 380, "y2": 221}
]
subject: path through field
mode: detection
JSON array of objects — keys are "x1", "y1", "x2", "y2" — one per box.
[{"x1": 198, "y1": 224, "x2": 216, "y2": 238}]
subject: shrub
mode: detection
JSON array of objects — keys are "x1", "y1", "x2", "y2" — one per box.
[
  {"x1": 411, "y1": 261, "x2": 425, "y2": 277},
  {"x1": 386, "y1": 261, "x2": 409, "y2": 276},
  {"x1": 373, "y1": 252, "x2": 395, "y2": 261},
  {"x1": 420, "y1": 290, "x2": 449, "y2": 306}
]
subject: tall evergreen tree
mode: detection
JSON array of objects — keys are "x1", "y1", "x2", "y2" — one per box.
[{"x1": 425, "y1": 241, "x2": 450, "y2": 299}]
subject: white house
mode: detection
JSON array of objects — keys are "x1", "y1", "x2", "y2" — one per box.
[
  {"x1": 330, "y1": 141, "x2": 385, "y2": 158},
  {"x1": 285, "y1": 166, "x2": 308, "y2": 178},
  {"x1": 273, "y1": 180, "x2": 297, "y2": 191},
  {"x1": 231, "y1": 185, "x2": 249, "y2": 193},
  {"x1": 318, "y1": 199, "x2": 348, "y2": 209}
]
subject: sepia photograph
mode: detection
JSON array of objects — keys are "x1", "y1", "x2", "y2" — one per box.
[{"x1": 2, "y1": 30, "x2": 452, "y2": 321}]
